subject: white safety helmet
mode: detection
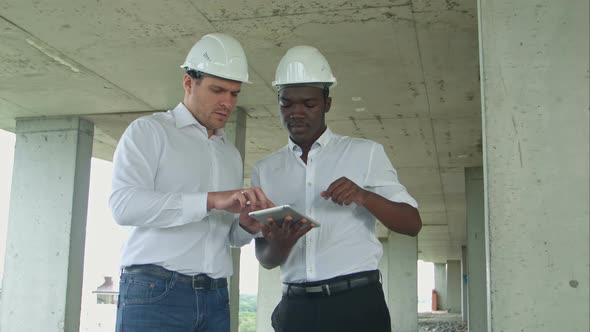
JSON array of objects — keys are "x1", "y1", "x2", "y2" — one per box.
[
  {"x1": 181, "y1": 33, "x2": 250, "y2": 83},
  {"x1": 272, "y1": 45, "x2": 337, "y2": 88}
]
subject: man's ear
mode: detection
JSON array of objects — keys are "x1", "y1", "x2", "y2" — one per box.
[
  {"x1": 183, "y1": 74, "x2": 192, "y2": 94},
  {"x1": 324, "y1": 96, "x2": 332, "y2": 114}
]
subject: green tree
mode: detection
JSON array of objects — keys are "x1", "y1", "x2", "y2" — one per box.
[{"x1": 239, "y1": 294, "x2": 257, "y2": 332}]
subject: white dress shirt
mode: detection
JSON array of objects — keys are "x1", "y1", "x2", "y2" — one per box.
[
  {"x1": 251, "y1": 128, "x2": 418, "y2": 283},
  {"x1": 110, "y1": 103, "x2": 253, "y2": 278}
]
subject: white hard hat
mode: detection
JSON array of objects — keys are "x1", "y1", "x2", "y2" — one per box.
[
  {"x1": 181, "y1": 33, "x2": 250, "y2": 83},
  {"x1": 272, "y1": 45, "x2": 337, "y2": 88}
]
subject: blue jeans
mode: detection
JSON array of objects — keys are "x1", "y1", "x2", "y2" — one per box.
[{"x1": 115, "y1": 271, "x2": 230, "y2": 332}]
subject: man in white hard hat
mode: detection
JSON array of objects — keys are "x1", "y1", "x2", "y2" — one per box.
[
  {"x1": 252, "y1": 46, "x2": 422, "y2": 332},
  {"x1": 110, "y1": 33, "x2": 270, "y2": 332}
]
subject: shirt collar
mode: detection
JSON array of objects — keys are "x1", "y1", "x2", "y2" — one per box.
[
  {"x1": 287, "y1": 127, "x2": 334, "y2": 152},
  {"x1": 172, "y1": 103, "x2": 226, "y2": 140}
]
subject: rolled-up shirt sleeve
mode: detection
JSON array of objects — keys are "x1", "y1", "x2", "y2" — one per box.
[
  {"x1": 109, "y1": 118, "x2": 208, "y2": 228},
  {"x1": 364, "y1": 143, "x2": 418, "y2": 208}
]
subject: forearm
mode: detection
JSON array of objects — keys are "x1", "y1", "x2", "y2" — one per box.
[
  {"x1": 229, "y1": 220, "x2": 256, "y2": 247},
  {"x1": 255, "y1": 238, "x2": 293, "y2": 270},
  {"x1": 110, "y1": 187, "x2": 207, "y2": 228},
  {"x1": 362, "y1": 191, "x2": 422, "y2": 236},
  {"x1": 207, "y1": 191, "x2": 225, "y2": 210}
]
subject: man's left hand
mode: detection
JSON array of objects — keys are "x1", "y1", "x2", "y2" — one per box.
[
  {"x1": 321, "y1": 176, "x2": 370, "y2": 206},
  {"x1": 238, "y1": 210, "x2": 264, "y2": 234}
]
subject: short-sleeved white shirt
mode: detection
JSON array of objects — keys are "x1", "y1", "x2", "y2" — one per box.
[{"x1": 251, "y1": 128, "x2": 417, "y2": 283}]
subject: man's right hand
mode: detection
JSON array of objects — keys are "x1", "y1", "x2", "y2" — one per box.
[
  {"x1": 255, "y1": 215, "x2": 314, "y2": 269},
  {"x1": 261, "y1": 215, "x2": 314, "y2": 249},
  {"x1": 207, "y1": 187, "x2": 271, "y2": 214}
]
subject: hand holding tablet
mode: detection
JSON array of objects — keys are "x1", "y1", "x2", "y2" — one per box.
[{"x1": 248, "y1": 205, "x2": 320, "y2": 228}]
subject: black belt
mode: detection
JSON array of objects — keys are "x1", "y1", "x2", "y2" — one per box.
[
  {"x1": 122, "y1": 264, "x2": 227, "y2": 290},
  {"x1": 282, "y1": 270, "x2": 380, "y2": 297}
]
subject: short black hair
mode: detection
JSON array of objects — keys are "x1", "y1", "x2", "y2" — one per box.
[{"x1": 186, "y1": 70, "x2": 203, "y2": 79}]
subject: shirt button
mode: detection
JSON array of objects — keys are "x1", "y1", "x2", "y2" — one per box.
[{"x1": 307, "y1": 182, "x2": 312, "y2": 186}]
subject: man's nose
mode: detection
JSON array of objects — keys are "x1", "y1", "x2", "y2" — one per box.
[
  {"x1": 290, "y1": 104, "x2": 307, "y2": 117},
  {"x1": 219, "y1": 93, "x2": 236, "y2": 109}
]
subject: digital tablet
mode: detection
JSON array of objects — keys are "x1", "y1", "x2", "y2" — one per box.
[{"x1": 248, "y1": 205, "x2": 320, "y2": 227}]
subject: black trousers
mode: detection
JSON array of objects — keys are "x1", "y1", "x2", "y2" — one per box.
[{"x1": 271, "y1": 280, "x2": 391, "y2": 332}]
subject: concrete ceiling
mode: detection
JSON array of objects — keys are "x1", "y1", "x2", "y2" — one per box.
[{"x1": 0, "y1": 0, "x2": 482, "y2": 263}]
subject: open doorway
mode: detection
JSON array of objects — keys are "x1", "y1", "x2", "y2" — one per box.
[{"x1": 418, "y1": 260, "x2": 435, "y2": 312}]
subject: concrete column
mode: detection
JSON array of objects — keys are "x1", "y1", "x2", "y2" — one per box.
[
  {"x1": 461, "y1": 246, "x2": 468, "y2": 323},
  {"x1": 465, "y1": 167, "x2": 487, "y2": 331},
  {"x1": 434, "y1": 263, "x2": 447, "y2": 310},
  {"x1": 0, "y1": 117, "x2": 94, "y2": 331},
  {"x1": 256, "y1": 267, "x2": 282, "y2": 332},
  {"x1": 446, "y1": 260, "x2": 462, "y2": 314},
  {"x1": 479, "y1": 0, "x2": 589, "y2": 330},
  {"x1": 385, "y1": 232, "x2": 418, "y2": 332},
  {"x1": 377, "y1": 237, "x2": 389, "y2": 300},
  {"x1": 225, "y1": 108, "x2": 247, "y2": 332},
  {"x1": 228, "y1": 247, "x2": 241, "y2": 332}
]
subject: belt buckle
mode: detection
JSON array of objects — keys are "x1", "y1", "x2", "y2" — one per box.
[
  {"x1": 192, "y1": 275, "x2": 206, "y2": 290},
  {"x1": 321, "y1": 284, "x2": 331, "y2": 296}
]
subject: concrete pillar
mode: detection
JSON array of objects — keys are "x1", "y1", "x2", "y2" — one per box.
[
  {"x1": 0, "y1": 117, "x2": 94, "y2": 331},
  {"x1": 229, "y1": 247, "x2": 241, "y2": 332},
  {"x1": 377, "y1": 237, "x2": 389, "y2": 303},
  {"x1": 434, "y1": 263, "x2": 447, "y2": 310},
  {"x1": 256, "y1": 267, "x2": 282, "y2": 332},
  {"x1": 479, "y1": 0, "x2": 589, "y2": 330},
  {"x1": 225, "y1": 108, "x2": 247, "y2": 332},
  {"x1": 461, "y1": 246, "x2": 468, "y2": 323},
  {"x1": 465, "y1": 167, "x2": 487, "y2": 331},
  {"x1": 446, "y1": 260, "x2": 462, "y2": 314},
  {"x1": 385, "y1": 232, "x2": 418, "y2": 332}
]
